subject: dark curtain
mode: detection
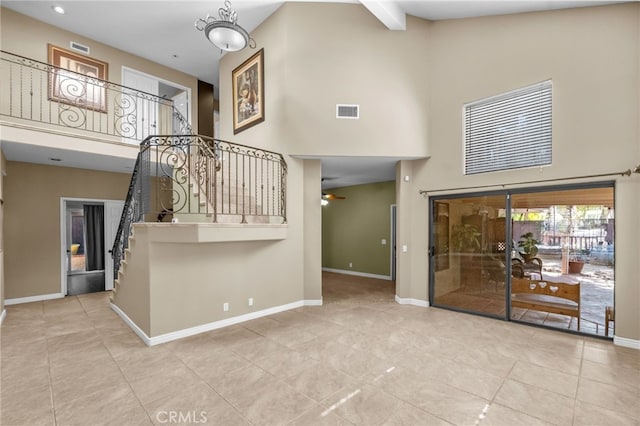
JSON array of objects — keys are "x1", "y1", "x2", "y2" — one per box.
[{"x1": 84, "y1": 205, "x2": 105, "y2": 271}]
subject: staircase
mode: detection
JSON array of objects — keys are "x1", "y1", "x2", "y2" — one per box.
[{"x1": 110, "y1": 134, "x2": 288, "y2": 299}]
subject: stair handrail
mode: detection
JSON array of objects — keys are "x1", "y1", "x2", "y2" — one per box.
[{"x1": 110, "y1": 151, "x2": 145, "y2": 278}]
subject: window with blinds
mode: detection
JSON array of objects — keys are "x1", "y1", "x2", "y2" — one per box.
[{"x1": 464, "y1": 80, "x2": 552, "y2": 175}]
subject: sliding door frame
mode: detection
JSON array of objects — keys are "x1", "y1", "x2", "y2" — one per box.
[{"x1": 429, "y1": 180, "x2": 615, "y2": 334}]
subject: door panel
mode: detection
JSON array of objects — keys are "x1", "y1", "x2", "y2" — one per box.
[{"x1": 431, "y1": 194, "x2": 508, "y2": 318}]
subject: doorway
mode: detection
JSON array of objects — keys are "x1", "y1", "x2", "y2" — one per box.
[
  {"x1": 61, "y1": 198, "x2": 124, "y2": 296},
  {"x1": 121, "y1": 67, "x2": 192, "y2": 143},
  {"x1": 429, "y1": 183, "x2": 615, "y2": 338}
]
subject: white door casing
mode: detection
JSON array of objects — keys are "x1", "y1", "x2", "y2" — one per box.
[{"x1": 104, "y1": 201, "x2": 125, "y2": 290}]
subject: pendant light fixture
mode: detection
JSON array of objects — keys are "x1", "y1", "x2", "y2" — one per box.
[{"x1": 195, "y1": 1, "x2": 256, "y2": 52}]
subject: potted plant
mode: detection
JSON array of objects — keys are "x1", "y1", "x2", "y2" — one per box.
[
  {"x1": 517, "y1": 232, "x2": 539, "y2": 263},
  {"x1": 451, "y1": 224, "x2": 481, "y2": 253},
  {"x1": 568, "y1": 249, "x2": 588, "y2": 274}
]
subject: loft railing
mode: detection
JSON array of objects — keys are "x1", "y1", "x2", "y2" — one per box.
[
  {"x1": 111, "y1": 135, "x2": 287, "y2": 279},
  {"x1": 0, "y1": 50, "x2": 184, "y2": 141}
]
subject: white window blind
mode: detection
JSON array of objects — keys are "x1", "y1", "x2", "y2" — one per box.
[{"x1": 464, "y1": 80, "x2": 552, "y2": 175}]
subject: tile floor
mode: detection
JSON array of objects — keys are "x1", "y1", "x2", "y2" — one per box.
[{"x1": 1, "y1": 271, "x2": 639, "y2": 425}]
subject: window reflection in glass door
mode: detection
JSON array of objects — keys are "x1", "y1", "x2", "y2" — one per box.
[{"x1": 431, "y1": 194, "x2": 508, "y2": 318}]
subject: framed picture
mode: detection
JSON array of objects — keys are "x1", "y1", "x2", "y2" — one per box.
[
  {"x1": 48, "y1": 44, "x2": 108, "y2": 112},
  {"x1": 232, "y1": 49, "x2": 264, "y2": 134}
]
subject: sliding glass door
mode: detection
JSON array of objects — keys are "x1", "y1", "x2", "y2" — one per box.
[
  {"x1": 430, "y1": 183, "x2": 615, "y2": 337},
  {"x1": 430, "y1": 193, "x2": 509, "y2": 318}
]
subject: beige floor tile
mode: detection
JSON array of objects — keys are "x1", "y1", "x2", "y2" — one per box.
[
  {"x1": 1, "y1": 404, "x2": 55, "y2": 426},
  {"x1": 576, "y1": 377, "x2": 640, "y2": 420},
  {"x1": 381, "y1": 401, "x2": 451, "y2": 426},
  {"x1": 54, "y1": 382, "x2": 149, "y2": 425},
  {"x1": 263, "y1": 323, "x2": 319, "y2": 348},
  {"x1": 453, "y1": 347, "x2": 518, "y2": 378},
  {"x1": 580, "y1": 359, "x2": 640, "y2": 389},
  {"x1": 489, "y1": 342, "x2": 583, "y2": 375},
  {"x1": 508, "y1": 360, "x2": 579, "y2": 397},
  {"x1": 404, "y1": 355, "x2": 503, "y2": 400},
  {"x1": 481, "y1": 403, "x2": 555, "y2": 426},
  {"x1": 51, "y1": 359, "x2": 127, "y2": 403},
  {"x1": 286, "y1": 363, "x2": 354, "y2": 402},
  {"x1": 398, "y1": 378, "x2": 490, "y2": 426},
  {"x1": 4, "y1": 272, "x2": 638, "y2": 426},
  {"x1": 287, "y1": 404, "x2": 352, "y2": 426},
  {"x1": 185, "y1": 348, "x2": 252, "y2": 385},
  {"x1": 144, "y1": 386, "x2": 247, "y2": 425},
  {"x1": 573, "y1": 399, "x2": 639, "y2": 426},
  {"x1": 128, "y1": 364, "x2": 205, "y2": 405},
  {"x1": 115, "y1": 348, "x2": 186, "y2": 381},
  {"x1": 366, "y1": 365, "x2": 430, "y2": 403},
  {"x1": 1, "y1": 381, "x2": 53, "y2": 417},
  {"x1": 321, "y1": 383, "x2": 401, "y2": 425},
  {"x1": 251, "y1": 346, "x2": 317, "y2": 378},
  {"x1": 494, "y1": 379, "x2": 575, "y2": 426},
  {"x1": 214, "y1": 365, "x2": 315, "y2": 425},
  {"x1": 583, "y1": 345, "x2": 640, "y2": 371}
]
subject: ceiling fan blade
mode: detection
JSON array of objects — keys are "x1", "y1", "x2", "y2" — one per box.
[{"x1": 323, "y1": 193, "x2": 346, "y2": 200}]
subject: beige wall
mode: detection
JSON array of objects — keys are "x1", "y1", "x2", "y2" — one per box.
[
  {"x1": 0, "y1": 7, "x2": 199, "y2": 132},
  {"x1": 322, "y1": 181, "x2": 395, "y2": 276},
  {"x1": 304, "y1": 160, "x2": 322, "y2": 301},
  {"x1": 218, "y1": 3, "x2": 430, "y2": 159},
  {"x1": 399, "y1": 4, "x2": 640, "y2": 340},
  {"x1": 4, "y1": 162, "x2": 130, "y2": 299}
]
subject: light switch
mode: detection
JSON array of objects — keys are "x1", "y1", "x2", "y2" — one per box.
[
  {"x1": 381, "y1": 239, "x2": 387, "y2": 245},
  {"x1": 402, "y1": 245, "x2": 408, "y2": 252}
]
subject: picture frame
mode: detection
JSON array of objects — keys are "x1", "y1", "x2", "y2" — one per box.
[
  {"x1": 48, "y1": 44, "x2": 109, "y2": 113},
  {"x1": 232, "y1": 49, "x2": 264, "y2": 134}
]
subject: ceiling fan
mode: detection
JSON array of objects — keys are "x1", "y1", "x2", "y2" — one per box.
[{"x1": 322, "y1": 192, "x2": 345, "y2": 201}]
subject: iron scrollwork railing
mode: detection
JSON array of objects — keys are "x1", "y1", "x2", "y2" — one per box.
[
  {"x1": 0, "y1": 50, "x2": 181, "y2": 141},
  {"x1": 111, "y1": 153, "x2": 147, "y2": 278},
  {"x1": 145, "y1": 135, "x2": 287, "y2": 224},
  {"x1": 111, "y1": 135, "x2": 287, "y2": 279}
]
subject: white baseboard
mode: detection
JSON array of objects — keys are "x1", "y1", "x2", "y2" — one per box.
[
  {"x1": 0, "y1": 309, "x2": 6, "y2": 326},
  {"x1": 112, "y1": 299, "x2": 318, "y2": 347},
  {"x1": 322, "y1": 267, "x2": 392, "y2": 281},
  {"x1": 5, "y1": 292, "x2": 64, "y2": 305},
  {"x1": 614, "y1": 335, "x2": 640, "y2": 350},
  {"x1": 395, "y1": 295, "x2": 429, "y2": 307}
]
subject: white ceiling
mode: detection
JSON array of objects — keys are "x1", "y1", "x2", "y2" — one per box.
[{"x1": 1, "y1": 0, "x2": 629, "y2": 189}]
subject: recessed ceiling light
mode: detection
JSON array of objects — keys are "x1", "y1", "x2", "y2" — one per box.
[
  {"x1": 49, "y1": 157, "x2": 62, "y2": 162},
  {"x1": 52, "y1": 5, "x2": 65, "y2": 15}
]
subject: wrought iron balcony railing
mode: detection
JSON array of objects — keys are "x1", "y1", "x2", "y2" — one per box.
[
  {"x1": 111, "y1": 134, "x2": 287, "y2": 279},
  {"x1": 0, "y1": 50, "x2": 187, "y2": 141}
]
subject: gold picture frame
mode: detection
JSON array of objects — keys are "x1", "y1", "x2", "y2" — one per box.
[
  {"x1": 48, "y1": 44, "x2": 109, "y2": 113},
  {"x1": 232, "y1": 49, "x2": 264, "y2": 134}
]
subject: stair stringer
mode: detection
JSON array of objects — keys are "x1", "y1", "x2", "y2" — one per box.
[{"x1": 110, "y1": 224, "x2": 151, "y2": 337}]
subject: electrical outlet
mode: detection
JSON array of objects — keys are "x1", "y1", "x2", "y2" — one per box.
[
  {"x1": 349, "y1": 262, "x2": 353, "y2": 268},
  {"x1": 248, "y1": 297, "x2": 253, "y2": 306},
  {"x1": 223, "y1": 302, "x2": 229, "y2": 312}
]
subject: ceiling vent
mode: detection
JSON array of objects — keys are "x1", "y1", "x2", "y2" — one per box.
[
  {"x1": 69, "y1": 41, "x2": 90, "y2": 54},
  {"x1": 336, "y1": 104, "x2": 359, "y2": 119}
]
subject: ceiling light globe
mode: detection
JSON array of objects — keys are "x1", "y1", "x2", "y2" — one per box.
[{"x1": 205, "y1": 21, "x2": 248, "y2": 52}]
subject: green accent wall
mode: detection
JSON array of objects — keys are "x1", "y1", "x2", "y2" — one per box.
[{"x1": 322, "y1": 181, "x2": 395, "y2": 276}]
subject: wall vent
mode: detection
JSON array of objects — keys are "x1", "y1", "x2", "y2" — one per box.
[
  {"x1": 69, "y1": 41, "x2": 90, "y2": 54},
  {"x1": 336, "y1": 104, "x2": 359, "y2": 119}
]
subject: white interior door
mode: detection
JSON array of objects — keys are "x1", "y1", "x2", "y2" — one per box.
[
  {"x1": 104, "y1": 201, "x2": 125, "y2": 290},
  {"x1": 122, "y1": 68, "x2": 159, "y2": 144}
]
